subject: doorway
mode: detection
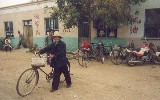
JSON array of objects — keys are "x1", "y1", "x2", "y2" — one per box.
[
  {"x1": 78, "y1": 22, "x2": 90, "y2": 47},
  {"x1": 23, "y1": 20, "x2": 33, "y2": 46}
]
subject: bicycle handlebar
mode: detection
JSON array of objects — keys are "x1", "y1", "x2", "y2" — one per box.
[{"x1": 34, "y1": 51, "x2": 42, "y2": 58}]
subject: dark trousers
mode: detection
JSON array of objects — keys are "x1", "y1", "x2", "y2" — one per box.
[
  {"x1": 52, "y1": 66, "x2": 71, "y2": 90},
  {"x1": 18, "y1": 40, "x2": 22, "y2": 49},
  {"x1": 4, "y1": 45, "x2": 12, "y2": 52}
]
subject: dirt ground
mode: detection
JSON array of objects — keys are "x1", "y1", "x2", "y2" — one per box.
[{"x1": 0, "y1": 49, "x2": 160, "y2": 100}]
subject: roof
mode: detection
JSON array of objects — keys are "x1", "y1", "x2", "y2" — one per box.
[{"x1": 0, "y1": 0, "x2": 55, "y2": 9}]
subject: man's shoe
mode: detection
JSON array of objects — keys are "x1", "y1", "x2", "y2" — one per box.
[
  {"x1": 50, "y1": 89, "x2": 58, "y2": 92},
  {"x1": 66, "y1": 84, "x2": 71, "y2": 88}
]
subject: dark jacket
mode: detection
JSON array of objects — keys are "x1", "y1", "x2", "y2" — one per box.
[{"x1": 39, "y1": 40, "x2": 68, "y2": 68}]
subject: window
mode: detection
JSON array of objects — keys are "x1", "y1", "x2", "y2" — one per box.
[
  {"x1": 94, "y1": 19, "x2": 117, "y2": 38},
  {"x1": 45, "y1": 18, "x2": 59, "y2": 35},
  {"x1": 79, "y1": 22, "x2": 89, "y2": 37},
  {"x1": 4, "y1": 21, "x2": 14, "y2": 37},
  {"x1": 24, "y1": 20, "x2": 32, "y2": 26},
  {"x1": 96, "y1": 28, "x2": 117, "y2": 38},
  {"x1": 145, "y1": 9, "x2": 160, "y2": 38}
]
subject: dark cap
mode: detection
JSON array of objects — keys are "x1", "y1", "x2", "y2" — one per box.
[{"x1": 49, "y1": 29, "x2": 54, "y2": 32}]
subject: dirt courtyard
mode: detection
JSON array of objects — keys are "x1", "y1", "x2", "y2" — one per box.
[{"x1": 0, "y1": 49, "x2": 160, "y2": 100}]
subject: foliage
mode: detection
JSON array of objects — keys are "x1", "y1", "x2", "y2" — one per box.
[
  {"x1": 51, "y1": 0, "x2": 147, "y2": 29},
  {"x1": 0, "y1": 37, "x2": 5, "y2": 50}
]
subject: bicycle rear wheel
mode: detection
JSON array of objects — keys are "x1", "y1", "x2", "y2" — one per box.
[
  {"x1": 16, "y1": 68, "x2": 39, "y2": 97},
  {"x1": 100, "y1": 49, "x2": 105, "y2": 64},
  {"x1": 101, "y1": 56, "x2": 105, "y2": 64},
  {"x1": 110, "y1": 49, "x2": 123, "y2": 65}
]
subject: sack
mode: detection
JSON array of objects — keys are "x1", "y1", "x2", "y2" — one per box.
[{"x1": 31, "y1": 58, "x2": 46, "y2": 67}]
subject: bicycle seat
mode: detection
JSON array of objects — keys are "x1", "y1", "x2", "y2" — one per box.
[
  {"x1": 83, "y1": 48, "x2": 91, "y2": 51},
  {"x1": 135, "y1": 48, "x2": 141, "y2": 52},
  {"x1": 82, "y1": 41, "x2": 90, "y2": 49}
]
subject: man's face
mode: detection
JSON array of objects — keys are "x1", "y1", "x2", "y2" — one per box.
[
  {"x1": 49, "y1": 31, "x2": 54, "y2": 36},
  {"x1": 53, "y1": 36, "x2": 61, "y2": 42}
]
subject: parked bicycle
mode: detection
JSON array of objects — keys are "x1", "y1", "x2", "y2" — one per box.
[
  {"x1": 16, "y1": 52, "x2": 71, "y2": 97},
  {"x1": 110, "y1": 40, "x2": 135, "y2": 65},
  {"x1": 78, "y1": 41, "x2": 108, "y2": 67},
  {"x1": 66, "y1": 50, "x2": 79, "y2": 60}
]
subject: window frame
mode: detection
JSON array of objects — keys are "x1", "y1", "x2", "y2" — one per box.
[
  {"x1": 45, "y1": 17, "x2": 59, "y2": 35},
  {"x1": 144, "y1": 8, "x2": 160, "y2": 38},
  {"x1": 4, "y1": 21, "x2": 14, "y2": 37}
]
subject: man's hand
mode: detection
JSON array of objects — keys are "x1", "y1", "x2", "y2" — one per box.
[
  {"x1": 49, "y1": 54, "x2": 55, "y2": 59},
  {"x1": 34, "y1": 51, "x2": 41, "y2": 58}
]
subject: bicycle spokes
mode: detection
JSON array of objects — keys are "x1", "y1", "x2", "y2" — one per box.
[{"x1": 16, "y1": 68, "x2": 38, "y2": 97}]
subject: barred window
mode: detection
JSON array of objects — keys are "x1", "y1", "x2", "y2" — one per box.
[
  {"x1": 145, "y1": 9, "x2": 160, "y2": 38},
  {"x1": 4, "y1": 21, "x2": 14, "y2": 37},
  {"x1": 45, "y1": 18, "x2": 59, "y2": 35}
]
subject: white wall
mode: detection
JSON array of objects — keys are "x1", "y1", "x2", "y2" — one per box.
[
  {"x1": 128, "y1": 0, "x2": 160, "y2": 38},
  {"x1": 0, "y1": 0, "x2": 56, "y2": 14}
]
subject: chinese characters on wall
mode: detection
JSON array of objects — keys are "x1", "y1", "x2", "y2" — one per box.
[
  {"x1": 34, "y1": 14, "x2": 40, "y2": 35},
  {"x1": 130, "y1": 11, "x2": 141, "y2": 34}
]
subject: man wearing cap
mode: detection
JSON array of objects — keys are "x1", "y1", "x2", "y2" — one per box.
[
  {"x1": 45, "y1": 29, "x2": 54, "y2": 64},
  {"x1": 39, "y1": 31, "x2": 72, "y2": 92},
  {"x1": 45, "y1": 29, "x2": 54, "y2": 47}
]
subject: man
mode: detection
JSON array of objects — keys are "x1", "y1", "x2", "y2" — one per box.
[
  {"x1": 45, "y1": 29, "x2": 54, "y2": 47},
  {"x1": 4, "y1": 36, "x2": 12, "y2": 52},
  {"x1": 39, "y1": 31, "x2": 72, "y2": 92},
  {"x1": 45, "y1": 29, "x2": 54, "y2": 64},
  {"x1": 17, "y1": 31, "x2": 23, "y2": 49}
]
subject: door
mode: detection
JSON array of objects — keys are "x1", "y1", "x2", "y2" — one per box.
[
  {"x1": 23, "y1": 20, "x2": 33, "y2": 46},
  {"x1": 78, "y1": 22, "x2": 90, "y2": 48}
]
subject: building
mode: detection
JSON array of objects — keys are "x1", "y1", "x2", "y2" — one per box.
[
  {"x1": 0, "y1": 0, "x2": 79, "y2": 51},
  {"x1": 0, "y1": 0, "x2": 159, "y2": 51},
  {"x1": 127, "y1": 0, "x2": 160, "y2": 47}
]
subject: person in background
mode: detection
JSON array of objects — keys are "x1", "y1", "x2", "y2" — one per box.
[
  {"x1": 45, "y1": 29, "x2": 54, "y2": 64},
  {"x1": 39, "y1": 31, "x2": 72, "y2": 92},
  {"x1": 4, "y1": 36, "x2": 12, "y2": 52},
  {"x1": 45, "y1": 29, "x2": 54, "y2": 47},
  {"x1": 17, "y1": 31, "x2": 24, "y2": 49}
]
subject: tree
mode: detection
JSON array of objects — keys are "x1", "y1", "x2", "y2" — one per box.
[{"x1": 51, "y1": 0, "x2": 147, "y2": 40}]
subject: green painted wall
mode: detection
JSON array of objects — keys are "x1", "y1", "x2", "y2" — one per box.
[
  {"x1": 33, "y1": 37, "x2": 46, "y2": 49},
  {"x1": 92, "y1": 38, "x2": 126, "y2": 46},
  {"x1": 62, "y1": 38, "x2": 78, "y2": 51},
  {"x1": 33, "y1": 37, "x2": 78, "y2": 51},
  {"x1": 10, "y1": 37, "x2": 19, "y2": 47},
  {"x1": 10, "y1": 37, "x2": 126, "y2": 51},
  {"x1": 91, "y1": 38, "x2": 126, "y2": 51}
]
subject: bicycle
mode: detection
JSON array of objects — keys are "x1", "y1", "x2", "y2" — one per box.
[
  {"x1": 110, "y1": 41, "x2": 135, "y2": 65},
  {"x1": 66, "y1": 50, "x2": 79, "y2": 60},
  {"x1": 16, "y1": 53, "x2": 70, "y2": 97},
  {"x1": 103, "y1": 42, "x2": 114, "y2": 58},
  {"x1": 78, "y1": 41, "x2": 106, "y2": 67}
]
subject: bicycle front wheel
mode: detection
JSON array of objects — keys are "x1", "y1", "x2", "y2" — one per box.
[
  {"x1": 110, "y1": 49, "x2": 123, "y2": 65},
  {"x1": 101, "y1": 56, "x2": 105, "y2": 64},
  {"x1": 78, "y1": 49, "x2": 88, "y2": 67},
  {"x1": 100, "y1": 49, "x2": 105, "y2": 64},
  {"x1": 16, "y1": 68, "x2": 39, "y2": 97}
]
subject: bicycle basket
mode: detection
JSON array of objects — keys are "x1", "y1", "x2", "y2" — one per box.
[{"x1": 31, "y1": 58, "x2": 46, "y2": 67}]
